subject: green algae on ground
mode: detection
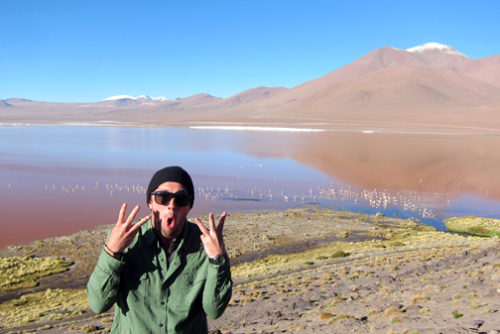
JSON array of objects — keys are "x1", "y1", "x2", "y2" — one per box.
[
  {"x1": 0, "y1": 255, "x2": 73, "y2": 291},
  {"x1": 230, "y1": 219, "x2": 492, "y2": 282},
  {"x1": 0, "y1": 288, "x2": 88, "y2": 330},
  {"x1": 445, "y1": 216, "x2": 500, "y2": 237}
]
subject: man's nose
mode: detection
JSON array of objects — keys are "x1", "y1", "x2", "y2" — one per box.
[{"x1": 167, "y1": 197, "x2": 176, "y2": 209}]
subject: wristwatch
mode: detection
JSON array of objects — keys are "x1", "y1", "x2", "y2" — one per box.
[{"x1": 209, "y1": 254, "x2": 226, "y2": 266}]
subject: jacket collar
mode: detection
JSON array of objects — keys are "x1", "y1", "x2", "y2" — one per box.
[{"x1": 143, "y1": 218, "x2": 200, "y2": 253}]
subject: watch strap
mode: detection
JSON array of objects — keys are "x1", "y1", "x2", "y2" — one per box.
[{"x1": 209, "y1": 254, "x2": 226, "y2": 265}]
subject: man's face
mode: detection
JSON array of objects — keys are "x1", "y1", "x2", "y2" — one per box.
[{"x1": 148, "y1": 181, "x2": 191, "y2": 241}]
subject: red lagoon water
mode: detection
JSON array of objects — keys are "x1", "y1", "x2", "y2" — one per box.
[
  {"x1": 1, "y1": 125, "x2": 499, "y2": 248},
  {"x1": 0, "y1": 163, "x2": 318, "y2": 248}
]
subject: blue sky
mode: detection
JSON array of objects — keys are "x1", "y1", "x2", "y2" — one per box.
[{"x1": 1, "y1": 0, "x2": 499, "y2": 102}]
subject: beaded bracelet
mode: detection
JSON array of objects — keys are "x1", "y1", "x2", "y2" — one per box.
[{"x1": 104, "y1": 243, "x2": 124, "y2": 260}]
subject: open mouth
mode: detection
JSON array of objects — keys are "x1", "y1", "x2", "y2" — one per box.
[{"x1": 166, "y1": 216, "x2": 175, "y2": 229}]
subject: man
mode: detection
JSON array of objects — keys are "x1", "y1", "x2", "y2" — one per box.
[{"x1": 87, "y1": 166, "x2": 232, "y2": 333}]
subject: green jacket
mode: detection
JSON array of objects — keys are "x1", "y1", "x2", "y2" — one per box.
[{"x1": 87, "y1": 220, "x2": 232, "y2": 333}]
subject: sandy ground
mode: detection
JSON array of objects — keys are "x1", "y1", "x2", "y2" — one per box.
[
  {"x1": 209, "y1": 240, "x2": 500, "y2": 333},
  {"x1": 1, "y1": 208, "x2": 499, "y2": 334}
]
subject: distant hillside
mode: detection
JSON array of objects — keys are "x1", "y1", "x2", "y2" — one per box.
[{"x1": 2, "y1": 42, "x2": 500, "y2": 132}]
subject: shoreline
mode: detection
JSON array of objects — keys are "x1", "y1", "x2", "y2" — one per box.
[
  {"x1": 1, "y1": 207, "x2": 499, "y2": 333},
  {"x1": 2, "y1": 121, "x2": 500, "y2": 136}
]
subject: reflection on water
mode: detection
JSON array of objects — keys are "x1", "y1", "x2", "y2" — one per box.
[
  {"x1": 0, "y1": 125, "x2": 499, "y2": 248},
  {"x1": 291, "y1": 131, "x2": 500, "y2": 199}
]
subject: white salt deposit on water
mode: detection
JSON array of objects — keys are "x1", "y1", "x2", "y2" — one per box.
[{"x1": 190, "y1": 126, "x2": 325, "y2": 132}]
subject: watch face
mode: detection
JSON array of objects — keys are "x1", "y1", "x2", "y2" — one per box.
[{"x1": 211, "y1": 254, "x2": 226, "y2": 265}]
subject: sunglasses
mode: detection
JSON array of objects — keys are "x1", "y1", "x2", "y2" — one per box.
[{"x1": 151, "y1": 190, "x2": 192, "y2": 207}]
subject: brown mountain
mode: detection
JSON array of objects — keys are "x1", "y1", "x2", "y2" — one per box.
[
  {"x1": 226, "y1": 44, "x2": 500, "y2": 131},
  {"x1": 2, "y1": 43, "x2": 500, "y2": 132}
]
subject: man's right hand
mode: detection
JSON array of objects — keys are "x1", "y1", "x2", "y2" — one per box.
[{"x1": 105, "y1": 203, "x2": 150, "y2": 254}]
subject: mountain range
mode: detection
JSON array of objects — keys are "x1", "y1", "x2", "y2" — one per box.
[{"x1": 2, "y1": 42, "x2": 500, "y2": 132}]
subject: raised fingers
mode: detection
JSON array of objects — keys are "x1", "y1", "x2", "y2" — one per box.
[
  {"x1": 195, "y1": 218, "x2": 209, "y2": 235},
  {"x1": 125, "y1": 205, "x2": 141, "y2": 225},
  {"x1": 216, "y1": 212, "x2": 227, "y2": 233},
  {"x1": 117, "y1": 203, "x2": 127, "y2": 224},
  {"x1": 129, "y1": 214, "x2": 150, "y2": 233},
  {"x1": 208, "y1": 212, "x2": 216, "y2": 233},
  {"x1": 196, "y1": 212, "x2": 227, "y2": 235}
]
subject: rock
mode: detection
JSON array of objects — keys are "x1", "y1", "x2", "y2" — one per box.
[
  {"x1": 485, "y1": 288, "x2": 500, "y2": 297},
  {"x1": 292, "y1": 298, "x2": 309, "y2": 310},
  {"x1": 272, "y1": 310, "x2": 283, "y2": 319},
  {"x1": 471, "y1": 319, "x2": 484, "y2": 329}
]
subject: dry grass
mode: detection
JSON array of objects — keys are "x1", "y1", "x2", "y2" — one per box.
[
  {"x1": 410, "y1": 293, "x2": 429, "y2": 305},
  {"x1": 1, "y1": 209, "x2": 498, "y2": 333},
  {"x1": 231, "y1": 225, "x2": 482, "y2": 282},
  {"x1": 383, "y1": 306, "x2": 402, "y2": 318},
  {"x1": 0, "y1": 288, "x2": 88, "y2": 330},
  {"x1": 0, "y1": 255, "x2": 73, "y2": 291}
]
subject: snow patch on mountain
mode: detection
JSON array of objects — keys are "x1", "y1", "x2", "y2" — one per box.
[
  {"x1": 406, "y1": 42, "x2": 468, "y2": 57},
  {"x1": 103, "y1": 95, "x2": 168, "y2": 102}
]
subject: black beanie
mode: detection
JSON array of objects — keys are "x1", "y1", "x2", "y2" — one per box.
[{"x1": 146, "y1": 166, "x2": 195, "y2": 208}]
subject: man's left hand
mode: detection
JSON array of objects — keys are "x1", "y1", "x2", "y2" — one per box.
[{"x1": 195, "y1": 212, "x2": 227, "y2": 258}]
